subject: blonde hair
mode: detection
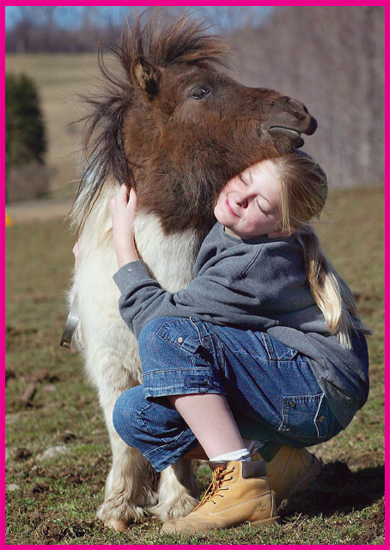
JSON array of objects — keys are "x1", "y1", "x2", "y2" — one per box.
[{"x1": 273, "y1": 152, "x2": 370, "y2": 348}]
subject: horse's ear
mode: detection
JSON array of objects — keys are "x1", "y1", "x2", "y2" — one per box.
[{"x1": 132, "y1": 57, "x2": 161, "y2": 99}]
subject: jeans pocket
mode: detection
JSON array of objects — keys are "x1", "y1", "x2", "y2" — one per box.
[
  {"x1": 279, "y1": 393, "x2": 332, "y2": 441},
  {"x1": 156, "y1": 319, "x2": 202, "y2": 354},
  {"x1": 260, "y1": 333, "x2": 299, "y2": 361}
]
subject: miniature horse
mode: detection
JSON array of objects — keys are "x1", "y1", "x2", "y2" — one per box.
[{"x1": 68, "y1": 13, "x2": 317, "y2": 531}]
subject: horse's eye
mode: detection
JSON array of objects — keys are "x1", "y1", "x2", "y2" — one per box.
[{"x1": 192, "y1": 88, "x2": 210, "y2": 100}]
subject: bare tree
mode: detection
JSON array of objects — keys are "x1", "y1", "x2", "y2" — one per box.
[{"x1": 12, "y1": 7, "x2": 38, "y2": 53}]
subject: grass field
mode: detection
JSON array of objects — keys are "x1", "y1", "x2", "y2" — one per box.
[{"x1": 5, "y1": 186, "x2": 385, "y2": 545}]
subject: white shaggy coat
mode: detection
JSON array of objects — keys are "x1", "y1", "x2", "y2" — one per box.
[{"x1": 69, "y1": 181, "x2": 201, "y2": 529}]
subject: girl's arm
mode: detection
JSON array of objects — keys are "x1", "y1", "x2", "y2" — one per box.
[
  {"x1": 110, "y1": 184, "x2": 140, "y2": 267},
  {"x1": 112, "y1": 252, "x2": 272, "y2": 339}
]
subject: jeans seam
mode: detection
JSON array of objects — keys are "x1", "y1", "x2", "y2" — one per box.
[
  {"x1": 143, "y1": 367, "x2": 198, "y2": 375},
  {"x1": 143, "y1": 430, "x2": 191, "y2": 458},
  {"x1": 138, "y1": 403, "x2": 168, "y2": 441},
  {"x1": 217, "y1": 339, "x2": 226, "y2": 373},
  {"x1": 260, "y1": 332, "x2": 274, "y2": 361},
  {"x1": 314, "y1": 393, "x2": 325, "y2": 438},
  {"x1": 189, "y1": 317, "x2": 205, "y2": 346},
  {"x1": 145, "y1": 386, "x2": 224, "y2": 399},
  {"x1": 190, "y1": 318, "x2": 219, "y2": 357}
]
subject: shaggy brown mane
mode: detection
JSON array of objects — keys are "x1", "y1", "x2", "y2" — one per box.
[
  {"x1": 71, "y1": 12, "x2": 230, "y2": 234},
  {"x1": 119, "y1": 11, "x2": 231, "y2": 70}
]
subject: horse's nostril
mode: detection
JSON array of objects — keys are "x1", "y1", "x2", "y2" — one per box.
[
  {"x1": 287, "y1": 99, "x2": 317, "y2": 134},
  {"x1": 288, "y1": 98, "x2": 306, "y2": 114}
]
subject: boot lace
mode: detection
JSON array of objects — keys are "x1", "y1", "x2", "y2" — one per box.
[{"x1": 193, "y1": 466, "x2": 234, "y2": 511}]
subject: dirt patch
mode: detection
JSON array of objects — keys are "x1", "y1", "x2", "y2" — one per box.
[
  {"x1": 6, "y1": 325, "x2": 40, "y2": 352},
  {"x1": 14, "y1": 448, "x2": 33, "y2": 461},
  {"x1": 28, "y1": 368, "x2": 60, "y2": 384},
  {"x1": 28, "y1": 483, "x2": 50, "y2": 497},
  {"x1": 5, "y1": 369, "x2": 16, "y2": 384},
  {"x1": 35, "y1": 517, "x2": 103, "y2": 543},
  {"x1": 58, "y1": 469, "x2": 85, "y2": 484}
]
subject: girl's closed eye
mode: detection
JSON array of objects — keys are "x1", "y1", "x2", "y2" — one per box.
[{"x1": 256, "y1": 201, "x2": 269, "y2": 215}]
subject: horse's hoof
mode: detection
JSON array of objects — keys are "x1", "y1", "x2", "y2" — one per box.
[{"x1": 104, "y1": 518, "x2": 129, "y2": 532}]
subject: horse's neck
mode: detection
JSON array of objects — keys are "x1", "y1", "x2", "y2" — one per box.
[
  {"x1": 77, "y1": 186, "x2": 200, "y2": 292},
  {"x1": 134, "y1": 213, "x2": 200, "y2": 292}
]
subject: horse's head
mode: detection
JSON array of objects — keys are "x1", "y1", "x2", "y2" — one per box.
[{"x1": 79, "y1": 13, "x2": 317, "y2": 234}]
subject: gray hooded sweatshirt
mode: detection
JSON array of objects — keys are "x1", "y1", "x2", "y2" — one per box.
[{"x1": 113, "y1": 222, "x2": 369, "y2": 428}]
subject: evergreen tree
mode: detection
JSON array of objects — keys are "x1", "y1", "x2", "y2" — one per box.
[{"x1": 5, "y1": 73, "x2": 47, "y2": 181}]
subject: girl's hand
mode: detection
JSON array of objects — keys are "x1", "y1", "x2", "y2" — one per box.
[
  {"x1": 110, "y1": 184, "x2": 140, "y2": 267},
  {"x1": 110, "y1": 184, "x2": 137, "y2": 238}
]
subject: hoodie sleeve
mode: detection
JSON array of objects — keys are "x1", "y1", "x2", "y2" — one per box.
[{"x1": 112, "y1": 250, "x2": 276, "y2": 339}]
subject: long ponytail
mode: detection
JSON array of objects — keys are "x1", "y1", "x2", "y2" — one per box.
[{"x1": 297, "y1": 227, "x2": 370, "y2": 348}]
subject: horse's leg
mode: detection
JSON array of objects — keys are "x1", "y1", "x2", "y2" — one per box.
[
  {"x1": 96, "y1": 374, "x2": 199, "y2": 527},
  {"x1": 86, "y1": 350, "x2": 157, "y2": 531},
  {"x1": 96, "y1": 406, "x2": 154, "y2": 531},
  {"x1": 149, "y1": 459, "x2": 199, "y2": 521}
]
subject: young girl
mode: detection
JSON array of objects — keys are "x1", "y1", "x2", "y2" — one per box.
[{"x1": 109, "y1": 153, "x2": 369, "y2": 533}]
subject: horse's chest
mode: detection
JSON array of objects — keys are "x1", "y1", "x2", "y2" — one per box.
[{"x1": 134, "y1": 213, "x2": 199, "y2": 292}]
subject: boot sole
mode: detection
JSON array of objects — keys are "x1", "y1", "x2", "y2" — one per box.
[
  {"x1": 250, "y1": 516, "x2": 280, "y2": 527},
  {"x1": 278, "y1": 455, "x2": 322, "y2": 505},
  {"x1": 162, "y1": 515, "x2": 280, "y2": 533}
]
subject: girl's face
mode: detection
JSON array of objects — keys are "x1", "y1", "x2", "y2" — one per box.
[{"x1": 214, "y1": 159, "x2": 287, "y2": 240}]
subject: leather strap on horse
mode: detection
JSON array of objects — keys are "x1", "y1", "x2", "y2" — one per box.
[{"x1": 60, "y1": 295, "x2": 79, "y2": 348}]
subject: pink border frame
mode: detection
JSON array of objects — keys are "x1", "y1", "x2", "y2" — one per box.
[{"x1": 2, "y1": 1, "x2": 387, "y2": 548}]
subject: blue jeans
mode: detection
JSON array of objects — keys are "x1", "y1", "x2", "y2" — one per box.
[{"x1": 113, "y1": 317, "x2": 342, "y2": 472}]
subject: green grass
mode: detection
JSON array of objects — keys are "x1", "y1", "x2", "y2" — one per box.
[{"x1": 5, "y1": 186, "x2": 384, "y2": 544}]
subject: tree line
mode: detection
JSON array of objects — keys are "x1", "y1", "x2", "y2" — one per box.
[{"x1": 5, "y1": 6, "x2": 128, "y2": 53}]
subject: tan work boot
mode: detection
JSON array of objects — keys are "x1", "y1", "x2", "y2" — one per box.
[
  {"x1": 252, "y1": 445, "x2": 322, "y2": 506},
  {"x1": 161, "y1": 460, "x2": 278, "y2": 533}
]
